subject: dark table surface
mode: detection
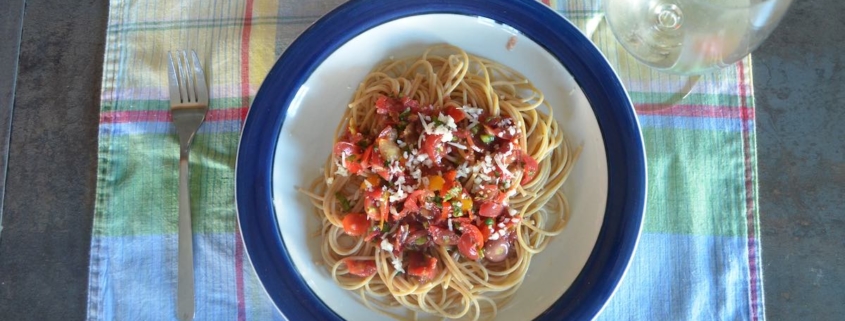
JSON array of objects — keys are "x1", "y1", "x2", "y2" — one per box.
[{"x1": 0, "y1": 0, "x2": 842, "y2": 320}]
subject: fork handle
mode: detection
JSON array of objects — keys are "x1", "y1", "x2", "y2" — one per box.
[{"x1": 177, "y1": 152, "x2": 195, "y2": 321}]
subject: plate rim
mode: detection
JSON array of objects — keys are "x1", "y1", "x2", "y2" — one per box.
[{"x1": 235, "y1": 0, "x2": 647, "y2": 320}]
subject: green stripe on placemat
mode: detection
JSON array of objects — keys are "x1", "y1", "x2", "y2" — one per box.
[
  {"x1": 643, "y1": 127, "x2": 747, "y2": 236},
  {"x1": 97, "y1": 133, "x2": 239, "y2": 236}
]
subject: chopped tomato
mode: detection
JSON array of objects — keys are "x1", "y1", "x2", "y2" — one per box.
[
  {"x1": 407, "y1": 251, "x2": 438, "y2": 282},
  {"x1": 497, "y1": 141, "x2": 520, "y2": 165},
  {"x1": 345, "y1": 159, "x2": 364, "y2": 174},
  {"x1": 375, "y1": 95, "x2": 420, "y2": 115},
  {"x1": 475, "y1": 184, "x2": 499, "y2": 201},
  {"x1": 440, "y1": 201, "x2": 452, "y2": 220},
  {"x1": 400, "y1": 190, "x2": 426, "y2": 217},
  {"x1": 333, "y1": 141, "x2": 360, "y2": 157},
  {"x1": 364, "y1": 190, "x2": 383, "y2": 220},
  {"x1": 342, "y1": 213, "x2": 370, "y2": 236},
  {"x1": 359, "y1": 145, "x2": 373, "y2": 168},
  {"x1": 478, "y1": 201, "x2": 505, "y2": 218},
  {"x1": 405, "y1": 229, "x2": 429, "y2": 248},
  {"x1": 422, "y1": 134, "x2": 445, "y2": 163},
  {"x1": 363, "y1": 228, "x2": 381, "y2": 242},
  {"x1": 520, "y1": 154, "x2": 539, "y2": 185},
  {"x1": 400, "y1": 96, "x2": 420, "y2": 112},
  {"x1": 458, "y1": 233, "x2": 480, "y2": 260},
  {"x1": 333, "y1": 142, "x2": 368, "y2": 174},
  {"x1": 428, "y1": 226, "x2": 459, "y2": 246},
  {"x1": 479, "y1": 224, "x2": 492, "y2": 243},
  {"x1": 444, "y1": 106, "x2": 466, "y2": 122},
  {"x1": 444, "y1": 170, "x2": 457, "y2": 182},
  {"x1": 458, "y1": 223, "x2": 484, "y2": 260},
  {"x1": 482, "y1": 115, "x2": 517, "y2": 140},
  {"x1": 342, "y1": 258, "x2": 377, "y2": 277},
  {"x1": 374, "y1": 96, "x2": 398, "y2": 114},
  {"x1": 417, "y1": 103, "x2": 436, "y2": 116},
  {"x1": 369, "y1": 150, "x2": 390, "y2": 180}
]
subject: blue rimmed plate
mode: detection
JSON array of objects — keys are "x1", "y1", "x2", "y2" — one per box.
[{"x1": 235, "y1": 0, "x2": 646, "y2": 320}]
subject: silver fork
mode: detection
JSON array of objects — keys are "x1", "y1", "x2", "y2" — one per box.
[{"x1": 167, "y1": 50, "x2": 208, "y2": 321}]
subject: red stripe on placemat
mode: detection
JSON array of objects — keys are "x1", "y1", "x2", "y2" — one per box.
[
  {"x1": 99, "y1": 108, "x2": 247, "y2": 124},
  {"x1": 541, "y1": 0, "x2": 550, "y2": 5},
  {"x1": 738, "y1": 61, "x2": 760, "y2": 321},
  {"x1": 236, "y1": 0, "x2": 254, "y2": 320},
  {"x1": 635, "y1": 104, "x2": 755, "y2": 119}
]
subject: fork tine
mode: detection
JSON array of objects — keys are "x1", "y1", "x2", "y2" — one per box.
[
  {"x1": 181, "y1": 50, "x2": 196, "y2": 103},
  {"x1": 190, "y1": 50, "x2": 209, "y2": 106},
  {"x1": 166, "y1": 52, "x2": 181, "y2": 105},
  {"x1": 175, "y1": 51, "x2": 189, "y2": 103}
]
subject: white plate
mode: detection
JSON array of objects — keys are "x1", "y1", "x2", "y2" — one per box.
[{"x1": 236, "y1": 1, "x2": 646, "y2": 320}]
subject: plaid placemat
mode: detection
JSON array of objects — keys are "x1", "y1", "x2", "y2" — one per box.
[{"x1": 86, "y1": 0, "x2": 764, "y2": 320}]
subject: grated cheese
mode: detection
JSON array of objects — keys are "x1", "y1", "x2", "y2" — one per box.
[
  {"x1": 334, "y1": 163, "x2": 349, "y2": 177},
  {"x1": 447, "y1": 141, "x2": 467, "y2": 150},
  {"x1": 380, "y1": 238, "x2": 394, "y2": 252},
  {"x1": 391, "y1": 256, "x2": 405, "y2": 273}
]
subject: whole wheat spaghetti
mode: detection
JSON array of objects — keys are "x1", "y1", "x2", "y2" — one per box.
[{"x1": 300, "y1": 45, "x2": 579, "y2": 320}]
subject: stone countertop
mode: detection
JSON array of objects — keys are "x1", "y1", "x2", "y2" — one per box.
[{"x1": 0, "y1": 0, "x2": 841, "y2": 320}]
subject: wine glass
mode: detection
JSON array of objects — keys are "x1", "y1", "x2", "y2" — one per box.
[{"x1": 604, "y1": 0, "x2": 793, "y2": 75}]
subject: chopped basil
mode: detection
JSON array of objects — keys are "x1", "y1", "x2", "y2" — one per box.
[
  {"x1": 432, "y1": 195, "x2": 443, "y2": 204},
  {"x1": 485, "y1": 218, "x2": 494, "y2": 226},
  {"x1": 335, "y1": 192, "x2": 352, "y2": 212},
  {"x1": 433, "y1": 119, "x2": 445, "y2": 127},
  {"x1": 444, "y1": 186, "x2": 462, "y2": 200},
  {"x1": 470, "y1": 125, "x2": 480, "y2": 135},
  {"x1": 414, "y1": 236, "x2": 428, "y2": 246},
  {"x1": 480, "y1": 134, "x2": 495, "y2": 143},
  {"x1": 384, "y1": 160, "x2": 390, "y2": 167},
  {"x1": 399, "y1": 108, "x2": 411, "y2": 120},
  {"x1": 381, "y1": 223, "x2": 391, "y2": 233}
]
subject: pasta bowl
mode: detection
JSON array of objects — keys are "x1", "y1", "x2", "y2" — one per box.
[{"x1": 235, "y1": 0, "x2": 646, "y2": 320}]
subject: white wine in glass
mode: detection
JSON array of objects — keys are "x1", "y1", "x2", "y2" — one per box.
[{"x1": 604, "y1": 0, "x2": 792, "y2": 75}]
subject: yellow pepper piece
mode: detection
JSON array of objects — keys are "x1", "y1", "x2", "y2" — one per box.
[
  {"x1": 361, "y1": 174, "x2": 380, "y2": 190},
  {"x1": 379, "y1": 191, "x2": 390, "y2": 230},
  {"x1": 461, "y1": 197, "x2": 473, "y2": 211},
  {"x1": 428, "y1": 175, "x2": 445, "y2": 191}
]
